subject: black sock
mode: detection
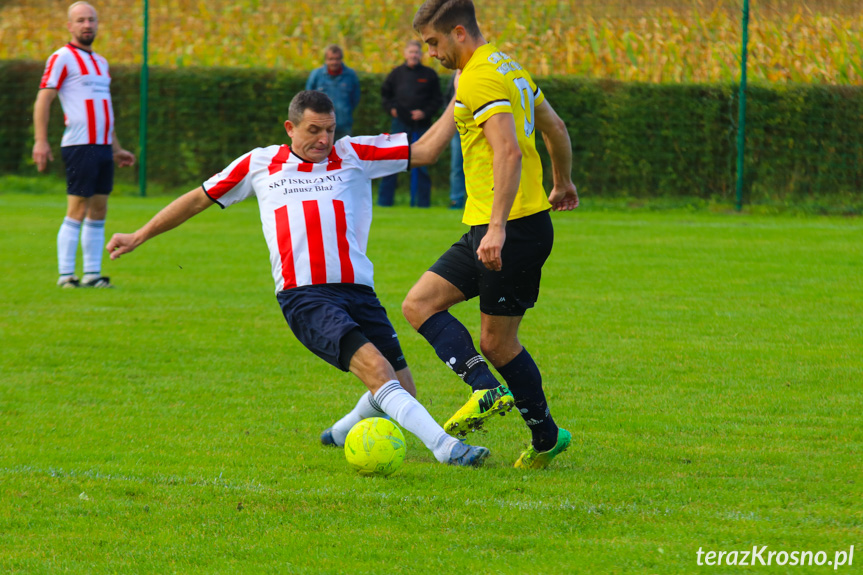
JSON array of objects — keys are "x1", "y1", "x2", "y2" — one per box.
[
  {"x1": 417, "y1": 311, "x2": 500, "y2": 391},
  {"x1": 497, "y1": 348, "x2": 559, "y2": 451}
]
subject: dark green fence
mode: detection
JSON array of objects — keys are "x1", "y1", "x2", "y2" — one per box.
[{"x1": 2, "y1": 60, "x2": 861, "y2": 203}]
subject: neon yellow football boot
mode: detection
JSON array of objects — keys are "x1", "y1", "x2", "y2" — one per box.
[
  {"x1": 514, "y1": 428, "x2": 572, "y2": 470},
  {"x1": 444, "y1": 384, "x2": 515, "y2": 438}
]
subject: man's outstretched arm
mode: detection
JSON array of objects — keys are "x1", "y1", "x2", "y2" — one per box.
[{"x1": 106, "y1": 187, "x2": 214, "y2": 259}]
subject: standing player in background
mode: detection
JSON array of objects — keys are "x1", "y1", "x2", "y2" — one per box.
[
  {"x1": 305, "y1": 45, "x2": 361, "y2": 141},
  {"x1": 105, "y1": 90, "x2": 490, "y2": 468},
  {"x1": 403, "y1": 0, "x2": 579, "y2": 469},
  {"x1": 33, "y1": 1, "x2": 135, "y2": 288}
]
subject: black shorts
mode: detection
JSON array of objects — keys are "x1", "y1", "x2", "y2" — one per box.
[
  {"x1": 429, "y1": 210, "x2": 554, "y2": 316},
  {"x1": 276, "y1": 283, "x2": 407, "y2": 372},
  {"x1": 61, "y1": 144, "x2": 114, "y2": 197}
]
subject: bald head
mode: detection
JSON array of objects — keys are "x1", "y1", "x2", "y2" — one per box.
[
  {"x1": 66, "y1": 2, "x2": 98, "y2": 47},
  {"x1": 68, "y1": 1, "x2": 97, "y2": 20}
]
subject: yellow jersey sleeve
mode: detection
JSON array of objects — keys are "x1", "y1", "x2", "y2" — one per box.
[{"x1": 455, "y1": 43, "x2": 550, "y2": 226}]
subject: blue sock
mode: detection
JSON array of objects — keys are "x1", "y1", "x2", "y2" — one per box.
[
  {"x1": 417, "y1": 311, "x2": 500, "y2": 392},
  {"x1": 497, "y1": 348, "x2": 559, "y2": 451}
]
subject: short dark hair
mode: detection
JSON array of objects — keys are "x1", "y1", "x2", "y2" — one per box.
[
  {"x1": 288, "y1": 90, "x2": 335, "y2": 125},
  {"x1": 325, "y1": 44, "x2": 343, "y2": 58},
  {"x1": 413, "y1": 0, "x2": 481, "y2": 38}
]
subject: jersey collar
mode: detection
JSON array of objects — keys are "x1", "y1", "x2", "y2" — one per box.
[{"x1": 67, "y1": 42, "x2": 93, "y2": 54}]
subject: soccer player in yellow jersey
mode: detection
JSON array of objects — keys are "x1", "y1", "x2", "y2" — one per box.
[{"x1": 403, "y1": 0, "x2": 579, "y2": 469}]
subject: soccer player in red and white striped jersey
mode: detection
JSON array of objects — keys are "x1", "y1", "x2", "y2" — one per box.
[
  {"x1": 33, "y1": 2, "x2": 135, "y2": 289},
  {"x1": 106, "y1": 90, "x2": 491, "y2": 468}
]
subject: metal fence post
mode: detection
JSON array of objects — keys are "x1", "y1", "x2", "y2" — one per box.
[
  {"x1": 138, "y1": 0, "x2": 149, "y2": 197},
  {"x1": 735, "y1": 0, "x2": 750, "y2": 211}
]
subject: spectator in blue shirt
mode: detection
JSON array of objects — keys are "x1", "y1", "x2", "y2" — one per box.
[{"x1": 306, "y1": 45, "x2": 361, "y2": 140}]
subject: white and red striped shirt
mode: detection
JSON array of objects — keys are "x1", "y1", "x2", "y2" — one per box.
[
  {"x1": 202, "y1": 134, "x2": 410, "y2": 293},
  {"x1": 39, "y1": 43, "x2": 114, "y2": 147}
]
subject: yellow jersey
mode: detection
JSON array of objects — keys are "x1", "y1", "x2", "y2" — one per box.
[{"x1": 455, "y1": 43, "x2": 551, "y2": 226}]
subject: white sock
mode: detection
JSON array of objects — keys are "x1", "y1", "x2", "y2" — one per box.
[
  {"x1": 329, "y1": 391, "x2": 387, "y2": 446},
  {"x1": 373, "y1": 381, "x2": 459, "y2": 463},
  {"x1": 57, "y1": 217, "x2": 81, "y2": 276},
  {"x1": 81, "y1": 218, "x2": 106, "y2": 278}
]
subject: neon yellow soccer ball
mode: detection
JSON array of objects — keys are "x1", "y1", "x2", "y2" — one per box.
[{"x1": 344, "y1": 417, "x2": 406, "y2": 476}]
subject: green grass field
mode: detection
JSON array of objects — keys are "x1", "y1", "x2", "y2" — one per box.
[{"x1": 1, "y1": 190, "x2": 861, "y2": 574}]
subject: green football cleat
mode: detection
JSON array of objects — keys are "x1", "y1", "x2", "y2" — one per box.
[
  {"x1": 514, "y1": 428, "x2": 572, "y2": 470},
  {"x1": 444, "y1": 384, "x2": 515, "y2": 438}
]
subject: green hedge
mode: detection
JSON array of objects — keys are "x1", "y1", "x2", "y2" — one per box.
[{"x1": 2, "y1": 60, "x2": 861, "y2": 200}]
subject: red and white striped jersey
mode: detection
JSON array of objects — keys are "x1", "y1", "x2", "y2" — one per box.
[
  {"x1": 202, "y1": 133, "x2": 410, "y2": 293},
  {"x1": 39, "y1": 43, "x2": 114, "y2": 147}
]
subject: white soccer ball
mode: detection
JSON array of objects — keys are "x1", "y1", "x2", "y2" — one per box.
[{"x1": 344, "y1": 417, "x2": 406, "y2": 476}]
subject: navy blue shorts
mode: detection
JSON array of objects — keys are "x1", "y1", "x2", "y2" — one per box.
[
  {"x1": 429, "y1": 210, "x2": 554, "y2": 316},
  {"x1": 276, "y1": 283, "x2": 407, "y2": 372},
  {"x1": 61, "y1": 144, "x2": 114, "y2": 197}
]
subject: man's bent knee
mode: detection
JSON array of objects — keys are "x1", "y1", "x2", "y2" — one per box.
[
  {"x1": 480, "y1": 340, "x2": 521, "y2": 368},
  {"x1": 479, "y1": 324, "x2": 523, "y2": 368},
  {"x1": 403, "y1": 272, "x2": 463, "y2": 330},
  {"x1": 401, "y1": 291, "x2": 429, "y2": 330}
]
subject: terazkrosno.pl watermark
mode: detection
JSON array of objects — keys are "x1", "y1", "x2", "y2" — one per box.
[{"x1": 696, "y1": 546, "x2": 854, "y2": 569}]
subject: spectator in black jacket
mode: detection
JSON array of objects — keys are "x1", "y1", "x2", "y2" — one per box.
[{"x1": 378, "y1": 39, "x2": 443, "y2": 207}]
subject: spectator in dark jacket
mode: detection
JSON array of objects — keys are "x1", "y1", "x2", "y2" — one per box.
[{"x1": 378, "y1": 40, "x2": 443, "y2": 207}]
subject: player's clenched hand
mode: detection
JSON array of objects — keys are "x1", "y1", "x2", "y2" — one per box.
[
  {"x1": 548, "y1": 182, "x2": 579, "y2": 211},
  {"x1": 106, "y1": 232, "x2": 139, "y2": 260},
  {"x1": 477, "y1": 225, "x2": 506, "y2": 271}
]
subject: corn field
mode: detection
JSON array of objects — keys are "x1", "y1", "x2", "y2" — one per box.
[{"x1": 1, "y1": 0, "x2": 861, "y2": 84}]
